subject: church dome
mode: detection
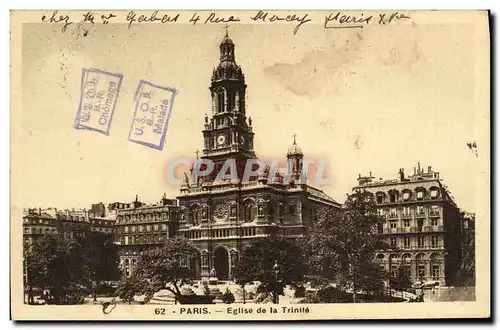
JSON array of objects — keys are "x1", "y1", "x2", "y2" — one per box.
[{"x1": 221, "y1": 35, "x2": 234, "y2": 45}]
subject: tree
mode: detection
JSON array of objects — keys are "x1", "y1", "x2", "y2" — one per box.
[
  {"x1": 78, "y1": 232, "x2": 121, "y2": 298},
  {"x1": 115, "y1": 275, "x2": 142, "y2": 304},
  {"x1": 117, "y1": 238, "x2": 198, "y2": 302},
  {"x1": 233, "y1": 237, "x2": 307, "y2": 300},
  {"x1": 25, "y1": 234, "x2": 90, "y2": 304},
  {"x1": 390, "y1": 268, "x2": 413, "y2": 292},
  {"x1": 300, "y1": 190, "x2": 389, "y2": 302}
]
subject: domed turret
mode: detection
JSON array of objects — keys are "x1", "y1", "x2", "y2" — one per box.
[
  {"x1": 211, "y1": 31, "x2": 245, "y2": 82},
  {"x1": 287, "y1": 134, "x2": 304, "y2": 183}
]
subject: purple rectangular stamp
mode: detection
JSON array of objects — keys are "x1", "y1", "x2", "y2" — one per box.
[
  {"x1": 74, "y1": 68, "x2": 123, "y2": 135},
  {"x1": 128, "y1": 80, "x2": 178, "y2": 150}
]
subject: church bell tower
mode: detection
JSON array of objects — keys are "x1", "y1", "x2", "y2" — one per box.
[{"x1": 201, "y1": 32, "x2": 256, "y2": 182}]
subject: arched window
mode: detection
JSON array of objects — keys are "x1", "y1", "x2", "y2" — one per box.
[
  {"x1": 429, "y1": 187, "x2": 440, "y2": 199},
  {"x1": 226, "y1": 89, "x2": 234, "y2": 111},
  {"x1": 402, "y1": 189, "x2": 412, "y2": 201},
  {"x1": 243, "y1": 200, "x2": 255, "y2": 222},
  {"x1": 217, "y1": 89, "x2": 225, "y2": 113},
  {"x1": 190, "y1": 205, "x2": 200, "y2": 225},
  {"x1": 430, "y1": 253, "x2": 442, "y2": 281},
  {"x1": 415, "y1": 187, "x2": 427, "y2": 200},
  {"x1": 402, "y1": 253, "x2": 412, "y2": 263},
  {"x1": 388, "y1": 190, "x2": 399, "y2": 203},
  {"x1": 375, "y1": 192, "x2": 386, "y2": 204}
]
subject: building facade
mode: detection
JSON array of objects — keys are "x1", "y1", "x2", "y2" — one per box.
[
  {"x1": 22, "y1": 208, "x2": 59, "y2": 247},
  {"x1": 176, "y1": 33, "x2": 340, "y2": 280},
  {"x1": 114, "y1": 195, "x2": 180, "y2": 276},
  {"x1": 354, "y1": 165, "x2": 463, "y2": 286},
  {"x1": 23, "y1": 204, "x2": 118, "y2": 247}
]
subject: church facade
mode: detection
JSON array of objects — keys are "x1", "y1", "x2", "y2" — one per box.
[{"x1": 176, "y1": 33, "x2": 340, "y2": 280}]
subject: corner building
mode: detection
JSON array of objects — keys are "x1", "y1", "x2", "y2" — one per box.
[
  {"x1": 114, "y1": 196, "x2": 180, "y2": 276},
  {"x1": 354, "y1": 165, "x2": 463, "y2": 286},
  {"x1": 177, "y1": 33, "x2": 340, "y2": 280}
]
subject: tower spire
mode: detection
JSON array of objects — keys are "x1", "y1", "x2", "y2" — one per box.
[
  {"x1": 293, "y1": 133, "x2": 297, "y2": 146},
  {"x1": 223, "y1": 23, "x2": 230, "y2": 37}
]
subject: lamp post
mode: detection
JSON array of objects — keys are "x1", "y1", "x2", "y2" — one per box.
[{"x1": 273, "y1": 260, "x2": 279, "y2": 304}]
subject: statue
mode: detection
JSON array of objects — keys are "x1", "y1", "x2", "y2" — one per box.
[
  {"x1": 210, "y1": 268, "x2": 217, "y2": 277},
  {"x1": 183, "y1": 172, "x2": 189, "y2": 184},
  {"x1": 249, "y1": 117, "x2": 252, "y2": 126}
]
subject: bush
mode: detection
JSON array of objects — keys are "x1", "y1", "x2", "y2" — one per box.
[
  {"x1": 299, "y1": 292, "x2": 321, "y2": 304},
  {"x1": 294, "y1": 286, "x2": 306, "y2": 298},
  {"x1": 317, "y1": 286, "x2": 352, "y2": 303},
  {"x1": 95, "y1": 283, "x2": 117, "y2": 296},
  {"x1": 222, "y1": 288, "x2": 235, "y2": 304}
]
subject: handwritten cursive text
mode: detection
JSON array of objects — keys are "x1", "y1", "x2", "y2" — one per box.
[{"x1": 250, "y1": 10, "x2": 311, "y2": 35}]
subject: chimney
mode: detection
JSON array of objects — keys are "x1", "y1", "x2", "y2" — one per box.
[
  {"x1": 428, "y1": 166, "x2": 432, "y2": 173},
  {"x1": 413, "y1": 167, "x2": 416, "y2": 175},
  {"x1": 369, "y1": 171, "x2": 372, "y2": 177},
  {"x1": 399, "y1": 168, "x2": 405, "y2": 181},
  {"x1": 39, "y1": 208, "x2": 41, "y2": 215}
]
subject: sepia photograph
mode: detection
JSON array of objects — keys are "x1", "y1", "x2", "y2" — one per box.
[{"x1": 9, "y1": 9, "x2": 490, "y2": 320}]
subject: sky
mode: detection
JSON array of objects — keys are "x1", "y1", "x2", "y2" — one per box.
[{"x1": 13, "y1": 11, "x2": 489, "y2": 213}]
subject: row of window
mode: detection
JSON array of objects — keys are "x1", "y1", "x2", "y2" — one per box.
[
  {"x1": 376, "y1": 188, "x2": 440, "y2": 203},
  {"x1": 378, "y1": 205, "x2": 441, "y2": 217},
  {"x1": 385, "y1": 218, "x2": 441, "y2": 229},
  {"x1": 23, "y1": 218, "x2": 54, "y2": 225},
  {"x1": 119, "y1": 223, "x2": 169, "y2": 234},
  {"x1": 388, "y1": 235, "x2": 441, "y2": 248},
  {"x1": 117, "y1": 212, "x2": 174, "y2": 223},
  {"x1": 90, "y1": 227, "x2": 113, "y2": 233},
  {"x1": 388, "y1": 264, "x2": 441, "y2": 280},
  {"x1": 24, "y1": 217, "x2": 113, "y2": 227},
  {"x1": 188, "y1": 204, "x2": 297, "y2": 224},
  {"x1": 120, "y1": 234, "x2": 168, "y2": 245},
  {"x1": 24, "y1": 227, "x2": 57, "y2": 234},
  {"x1": 185, "y1": 227, "x2": 259, "y2": 239}
]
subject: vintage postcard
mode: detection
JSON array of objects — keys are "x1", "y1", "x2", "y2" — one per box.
[{"x1": 10, "y1": 10, "x2": 490, "y2": 320}]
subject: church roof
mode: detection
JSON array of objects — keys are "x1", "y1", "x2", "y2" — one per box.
[{"x1": 306, "y1": 186, "x2": 340, "y2": 206}]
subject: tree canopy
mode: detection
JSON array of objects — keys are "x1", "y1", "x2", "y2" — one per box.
[
  {"x1": 390, "y1": 268, "x2": 413, "y2": 292},
  {"x1": 300, "y1": 190, "x2": 389, "y2": 302},
  {"x1": 79, "y1": 232, "x2": 121, "y2": 284},
  {"x1": 233, "y1": 237, "x2": 307, "y2": 292},
  {"x1": 25, "y1": 234, "x2": 90, "y2": 304},
  {"x1": 117, "y1": 238, "x2": 198, "y2": 302}
]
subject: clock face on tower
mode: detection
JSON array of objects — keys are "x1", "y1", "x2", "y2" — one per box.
[
  {"x1": 217, "y1": 134, "x2": 226, "y2": 145},
  {"x1": 213, "y1": 203, "x2": 229, "y2": 221}
]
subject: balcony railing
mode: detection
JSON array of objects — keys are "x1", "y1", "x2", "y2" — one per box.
[
  {"x1": 392, "y1": 245, "x2": 445, "y2": 251},
  {"x1": 415, "y1": 212, "x2": 426, "y2": 218},
  {"x1": 403, "y1": 226, "x2": 415, "y2": 233},
  {"x1": 429, "y1": 211, "x2": 440, "y2": 218}
]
